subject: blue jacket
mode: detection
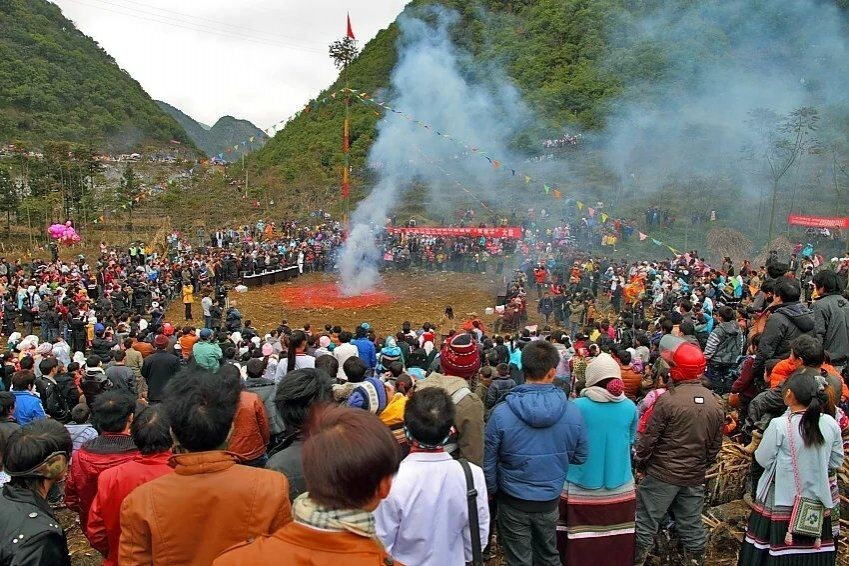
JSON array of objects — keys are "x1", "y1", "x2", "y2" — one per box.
[
  {"x1": 484, "y1": 384, "x2": 587, "y2": 502},
  {"x1": 12, "y1": 390, "x2": 46, "y2": 425},
  {"x1": 566, "y1": 397, "x2": 637, "y2": 490},
  {"x1": 351, "y1": 337, "x2": 377, "y2": 370}
]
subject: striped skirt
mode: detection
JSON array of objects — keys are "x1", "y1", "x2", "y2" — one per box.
[
  {"x1": 737, "y1": 475, "x2": 838, "y2": 566},
  {"x1": 557, "y1": 480, "x2": 636, "y2": 566}
]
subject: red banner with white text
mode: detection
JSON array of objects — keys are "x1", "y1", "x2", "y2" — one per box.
[
  {"x1": 386, "y1": 226, "x2": 523, "y2": 238},
  {"x1": 787, "y1": 214, "x2": 849, "y2": 229}
]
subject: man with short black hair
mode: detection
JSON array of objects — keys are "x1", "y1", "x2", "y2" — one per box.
[
  {"x1": 119, "y1": 368, "x2": 292, "y2": 565},
  {"x1": 66, "y1": 391, "x2": 138, "y2": 534},
  {"x1": 484, "y1": 340, "x2": 587, "y2": 566},
  {"x1": 10, "y1": 370, "x2": 46, "y2": 425},
  {"x1": 105, "y1": 350, "x2": 135, "y2": 394},
  {"x1": 375, "y1": 388, "x2": 489, "y2": 565},
  {"x1": 752, "y1": 277, "x2": 814, "y2": 389},
  {"x1": 141, "y1": 334, "x2": 181, "y2": 403},
  {"x1": 812, "y1": 269, "x2": 849, "y2": 373},
  {"x1": 36, "y1": 357, "x2": 71, "y2": 423},
  {"x1": 87, "y1": 406, "x2": 173, "y2": 566},
  {"x1": 333, "y1": 330, "x2": 359, "y2": 381}
]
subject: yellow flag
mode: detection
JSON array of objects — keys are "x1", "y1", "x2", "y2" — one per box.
[{"x1": 577, "y1": 201, "x2": 585, "y2": 211}]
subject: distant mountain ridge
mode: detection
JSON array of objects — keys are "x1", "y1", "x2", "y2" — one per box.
[
  {"x1": 156, "y1": 101, "x2": 264, "y2": 159},
  {"x1": 0, "y1": 0, "x2": 195, "y2": 151}
]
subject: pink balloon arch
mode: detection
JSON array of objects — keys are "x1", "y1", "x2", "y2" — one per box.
[{"x1": 48, "y1": 221, "x2": 81, "y2": 246}]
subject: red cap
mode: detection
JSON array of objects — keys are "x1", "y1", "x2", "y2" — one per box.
[{"x1": 659, "y1": 335, "x2": 706, "y2": 382}]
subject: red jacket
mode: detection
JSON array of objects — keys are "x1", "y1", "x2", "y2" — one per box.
[
  {"x1": 86, "y1": 451, "x2": 172, "y2": 566},
  {"x1": 65, "y1": 434, "x2": 139, "y2": 532}
]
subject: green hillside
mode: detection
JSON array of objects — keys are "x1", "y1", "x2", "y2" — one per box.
[
  {"x1": 0, "y1": 0, "x2": 195, "y2": 151},
  {"x1": 248, "y1": 0, "x2": 849, "y2": 245},
  {"x1": 156, "y1": 101, "x2": 265, "y2": 160}
]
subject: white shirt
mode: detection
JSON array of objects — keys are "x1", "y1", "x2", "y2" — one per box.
[
  {"x1": 201, "y1": 296, "x2": 213, "y2": 317},
  {"x1": 333, "y1": 342, "x2": 360, "y2": 380},
  {"x1": 273, "y1": 353, "x2": 315, "y2": 382},
  {"x1": 375, "y1": 452, "x2": 489, "y2": 566}
]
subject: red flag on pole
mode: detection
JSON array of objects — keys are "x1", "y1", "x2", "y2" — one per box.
[{"x1": 347, "y1": 13, "x2": 355, "y2": 39}]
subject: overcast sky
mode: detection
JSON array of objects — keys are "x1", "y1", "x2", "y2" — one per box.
[{"x1": 51, "y1": 0, "x2": 409, "y2": 129}]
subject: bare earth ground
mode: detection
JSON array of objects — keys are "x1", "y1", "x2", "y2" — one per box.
[{"x1": 165, "y1": 271, "x2": 507, "y2": 337}]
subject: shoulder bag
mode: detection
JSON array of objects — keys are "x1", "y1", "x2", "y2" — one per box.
[{"x1": 785, "y1": 414, "x2": 825, "y2": 548}]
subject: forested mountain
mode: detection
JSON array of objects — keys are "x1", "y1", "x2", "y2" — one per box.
[
  {"x1": 249, "y1": 0, "x2": 849, "y2": 243},
  {"x1": 0, "y1": 0, "x2": 194, "y2": 151},
  {"x1": 156, "y1": 101, "x2": 265, "y2": 160}
]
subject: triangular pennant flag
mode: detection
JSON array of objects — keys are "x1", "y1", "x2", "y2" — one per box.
[
  {"x1": 588, "y1": 207, "x2": 596, "y2": 217},
  {"x1": 249, "y1": 136, "x2": 254, "y2": 143},
  {"x1": 485, "y1": 156, "x2": 492, "y2": 164},
  {"x1": 652, "y1": 238, "x2": 662, "y2": 246},
  {"x1": 600, "y1": 213, "x2": 609, "y2": 223},
  {"x1": 552, "y1": 190, "x2": 562, "y2": 199},
  {"x1": 524, "y1": 175, "x2": 531, "y2": 184},
  {"x1": 510, "y1": 169, "x2": 516, "y2": 176},
  {"x1": 639, "y1": 232, "x2": 647, "y2": 241},
  {"x1": 577, "y1": 201, "x2": 585, "y2": 211},
  {"x1": 331, "y1": 92, "x2": 337, "y2": 99},
  {"x1": 667, "y1": 246, "x2": 679, "y2": 254},
  {"x1": 493, "y1": 160, "x2": 501, "y2": 171},
  {"x1": 543, "y1": 185, "x2": 551, "y2": 194}
]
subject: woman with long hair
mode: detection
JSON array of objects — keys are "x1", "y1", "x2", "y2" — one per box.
[
  {"x1": 274, "y1": 330, "x2": 315, "y2": 382},
  {"x1": 738, "y1": 371, "x2": 844, "y2": 565}
]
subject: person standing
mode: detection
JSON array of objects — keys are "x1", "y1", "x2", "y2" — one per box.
[
  {"x1": 332, "y1": 331, "x2": 359, "y2": 381},
  {"x1": 201, "y1": 291, "x2": 213, "y2": 330},
  {"x1": 811, "y1": 269, "x2": 849, "y2": 374},
  {"x1": 119, "y1": 368, "x2": 291, "y2": 565},
  {"x1": 66, "y1": 392, "x2": 139, "y2": 534},
  {"x1": 737, "y1": 372, "x2": 843, "y2": 565},
  {"x1": 141, "y1": 335, "x2": 181, "y2": 404},
  {"x1": 213, "y1": 406, "x2": 401, "y2": 566},
  {"x1": 375, "y1": 388, "x2": 489, "y2": 566},
  {"x1": 559, "y1": 353, "x2": 637, "y2": 565},
  {"x1": 484, "y1": 341, "x2": 587, "y2": 566},
  {"x1": 181, "y1": 282, "x2": 194, "y2": 321},
  {"x1": 86, "y1": 406, "x2": 173, "y2": 566},
  {"x1": 634, "y1": 336, "x2": 724, "y2": 566},
  {"x1": 0, "y1": 420, "x2": 73, "y2": 566}
]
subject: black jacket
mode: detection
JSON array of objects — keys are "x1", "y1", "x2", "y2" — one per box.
[
  {"x1": 0, "y1": 484, "x2": 71, "y2": 566},
  {"x1": 141, "y1": 350, "x2": 182, "y2": 402},
  {"x1": 90, "y1": 337, "x2": 118, "y2": 362},
  {"x1": 244, "y1": 376, "x2": 284, "y2": 436},
  {"x1": 752, "y1": 301, "x2": 815, "y2": 386},
  {"x1": 812, "y1": 293, "x2": 849, "y2": 365}
]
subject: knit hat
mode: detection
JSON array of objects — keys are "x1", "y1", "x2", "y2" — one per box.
[
  {"x1": 319, "y1": 336, "x2": 331, "y2": 349},
  {"x1": 154, "y1": 335, "x2": 169, "y2": 349},
  {"x1": 584, "y1": 353, "x2": 622, "y2": 388},
  {"x1": 35, "y1": 343, "x2": 53, "y2": 355},
  {"x1": 441, "y1": 333, "x2": 481, "y2": 379}
]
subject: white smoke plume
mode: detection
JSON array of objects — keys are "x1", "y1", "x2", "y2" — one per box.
[{"x1": 337, "y1": 6, "x2": 528, "y2": 295}]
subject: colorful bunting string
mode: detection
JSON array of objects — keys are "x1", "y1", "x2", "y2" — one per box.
[{"x1": 343, "y1": 87, "x2": 687, "y2": 256}]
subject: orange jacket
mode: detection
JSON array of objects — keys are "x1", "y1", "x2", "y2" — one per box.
[
  {"x1": 213, "y1": 522, "x2": 403, "y2": 566},
  {"x1": 770, "y1": 360, "x2": 849, "y2": 400},
  {"x1": 620, "y1": 364, "x2": 643, "y2": 401},
  {"x1": 229, "y1": 391, "x2": 270, "y2": 462},
  {"x1": 178, "y1": 334, "x2": 198, "y2": 359},
  {"x1": 119, "y1": 451, "x2": 291, "y2": 566}
]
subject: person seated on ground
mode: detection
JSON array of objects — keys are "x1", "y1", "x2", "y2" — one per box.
[
  {"x1": 213, "y1": 406, "x2": 402, "y2": 566},
  {"x1": 266, "y1": 368, "x2": 334, "y2": 501},
  {"x1": 0, "y1": 420, "x2": 73, "y2": 566},
  {"x1": 119, "y1": 367, "x2": 292, "y2": 566}
]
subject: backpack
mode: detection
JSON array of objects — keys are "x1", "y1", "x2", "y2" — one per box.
[{"x1": 37, "y1": 377, "x2": 70, "y2": 422}]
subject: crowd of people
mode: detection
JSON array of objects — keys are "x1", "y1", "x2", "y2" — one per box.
[{"x1": 0, "y1": 216, "x2": 848, "y2": 566}]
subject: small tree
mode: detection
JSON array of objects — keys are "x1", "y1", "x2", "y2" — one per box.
[
  {"x1": 328, "y1": 36, "x2": 359, "y2": 70},
  {"x1": 0, "y1": 168, "x2": 18, "y2": 233},
  {"x1": 744, "y1": 107, "x2": 819, "y2": 244}
]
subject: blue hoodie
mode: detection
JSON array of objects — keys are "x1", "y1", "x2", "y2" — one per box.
[{"x1": 484, "y1": 383, "x2": 587, "y2": 505}]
